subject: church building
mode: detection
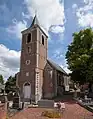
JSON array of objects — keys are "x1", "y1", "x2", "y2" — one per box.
[{"x1": 16, "y1": 15, "x2": 69, "y2": 103}]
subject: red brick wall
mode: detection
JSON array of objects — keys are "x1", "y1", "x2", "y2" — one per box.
[{"x1": 43, "y1": 62, "x2": 54, "y2": 98}]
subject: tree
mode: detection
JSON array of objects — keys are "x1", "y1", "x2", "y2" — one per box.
[
  {"x1": 0, "y1": 75, "x2": 4, "y2": 93},
  {"x1": 0, "y1": 75, "x2": 4, "y2": 84},
  {"x1": 66, "y1": 28, "x2": 93, "y2": 84},
  {"x1": 5, "y1": 76, "x2": 16, "y2": 93}
]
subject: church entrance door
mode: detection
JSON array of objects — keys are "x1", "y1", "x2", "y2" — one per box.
[{"x1": 23, "y1": 82, "x2": 31, "y2": 99}]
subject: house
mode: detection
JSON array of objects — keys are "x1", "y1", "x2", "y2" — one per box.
[{"x1": 16, "y1": 15, "x2": 69, "y2": 103}]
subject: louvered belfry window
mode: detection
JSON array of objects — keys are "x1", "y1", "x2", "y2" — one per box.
[{"x1": 27, "y1": 33, "x2": 31, "y2": 43}]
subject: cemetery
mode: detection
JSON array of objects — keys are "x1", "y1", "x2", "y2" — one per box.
[
  {"x1": 75, "y1": 87, "x2": 93, "y2": 113},
  {"x1": 0, "y1": 80, "x2": 93, "y2": 119}
]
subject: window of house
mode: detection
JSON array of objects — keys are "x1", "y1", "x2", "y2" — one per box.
[
  {"x1": 50, "y1": 70, "x2": 53, "y2": 78},
  {"x1": 27, "y1": 46, "x2": 31, "y2": 53},
  {"x1": 42, "y1": 35, "x2": 44, "y2": 45},
  {"x1": 57, "y1": 74, "x2": 61, "y2": 86},
  {"x1": 63, "y1": 75, "x2": 68, "y2": 85},
  {"x1": 66, "y1": 77, "x2": 69, "y2": 85},
  {"x1": 26, "y1": 60, "x2": 30, "y2": 65},
  {"x1": 27, "y1": 33, "x2": 31, "y2": 43}
]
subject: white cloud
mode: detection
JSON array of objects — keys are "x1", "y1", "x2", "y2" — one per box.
[
  {"x1": 78, "y1": 12, "x2": 93, "y2": 27},
  {"x1": 6, "y1": 19, "x2": 27, "y2": 39},
  {"x1": 51, "y1": 48, "x2": 71, "y2": 74},
  {"x1": 22, "y1": 12, "x2": 31, "y2": 19},
  {"x1": 84, "y1": 0, "x2": 89, "y2": 4},
  {"x1": 24, "y1": 0, "x2": 65, "y2": 33},
  {"x1": 51, "y1": 50, "x2": 71, "y2": 74},
  {"x1": 50, "y1": 26, "x2": 65, "y2": 33},
  {"x1": 6, "y1": 0, "x2": 65, "y2": 39},
  {"x1": 60, "y1": 60, "x2": 72, "y2": 74},
  {"x1": 72, "y1": 4, "x2": 78, "y2": 9},
  {"x1": 52, "y1": 49, "x2": 64, "y2": 59},
  {"x1": 0, "y1": 44, "x2": 20, "y2": 80},
  {"x1": 73, "y1": 0, "x2": 93, "y2": 28},
  {"x1": 84, "y1": 0, "x2": 93, "y2": 4},
  {"x1": 0, "y1": 44, "x2": 70, "y2": 79}
]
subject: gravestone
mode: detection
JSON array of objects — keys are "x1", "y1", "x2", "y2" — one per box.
[
  {"x1": 0, "y1": 83, "x2": 6, "y2": 103},
  {"x1": 38, "y1": 99, "x2": 54, "y2": 108},
  {"x1": 12, "y1": 92, "x2": 20, "y2": 109}
]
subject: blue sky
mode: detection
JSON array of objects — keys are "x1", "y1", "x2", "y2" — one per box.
[{"x1": 0, "y1": 0, "x2": 93, "y2": 79}]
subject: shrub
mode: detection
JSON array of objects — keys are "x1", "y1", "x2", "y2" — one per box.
[{"x1": 42, "y1": 109, "x2": 61, "y2": 118}]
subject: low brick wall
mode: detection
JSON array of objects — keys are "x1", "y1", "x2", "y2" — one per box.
[
  {"x1": 0, "y1": 103, "x2": 6, "y2": 119},
  {"x1": 0, "y1": 95, "x2": 5, "y2": 103}
]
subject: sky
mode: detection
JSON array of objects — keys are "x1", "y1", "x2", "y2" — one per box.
[{"x1": 0, "y1": 0, "x2": 93, "y2": 79}]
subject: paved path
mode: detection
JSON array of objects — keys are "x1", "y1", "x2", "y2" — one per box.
[{"x1": 10, "y1": 101, "x2": 93, "y2": 119}]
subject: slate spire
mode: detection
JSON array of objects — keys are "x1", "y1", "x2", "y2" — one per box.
[{"x1": 30, "y1": 14, "x2": 40, "y2": 27}]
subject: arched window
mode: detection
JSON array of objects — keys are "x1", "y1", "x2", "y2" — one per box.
[
  {"x1": 50, "y1": 70, "x2": 53, "y2": 78},
  {"x1": 42, "y1": 35, "x2": 44, "y2": 45},
  {"x1": 24, "y1": 82, "x2": 30, "y2": 86},
  {"x1": 27, "y1": 33, "x2": 31, "y2": 43}
]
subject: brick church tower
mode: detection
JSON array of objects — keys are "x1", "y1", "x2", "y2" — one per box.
[{"x1": 17, "y1": 15, "x2": 48, "y2": 103}]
